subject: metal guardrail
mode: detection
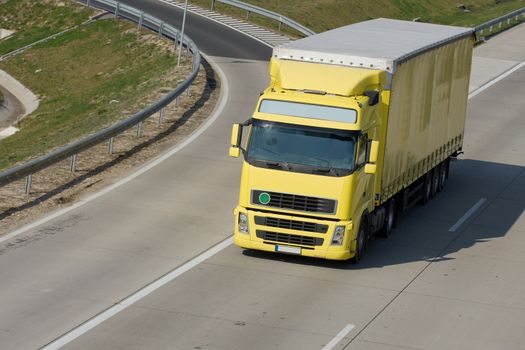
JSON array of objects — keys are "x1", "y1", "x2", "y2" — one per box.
[
  {"x1": 211, "y1": 0, "x2": 315, "y2": 36},
  {"x1": 0, "y1": 0, "x2": 201, "y2": 192},
  {"x1": 474, "y1": 6, "x2": 525, "y2": 41},
  {"x1": 1, "y1": 2, "x2": 523, "y2": 194}
]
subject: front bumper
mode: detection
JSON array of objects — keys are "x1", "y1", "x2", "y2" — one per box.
[{"x1": 233, "y1": 206, "x2": 355, "y2": 261}]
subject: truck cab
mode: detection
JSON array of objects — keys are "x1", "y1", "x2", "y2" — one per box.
[{"x1": 229, "y1": 63, "x2": 385, "y2": 260}]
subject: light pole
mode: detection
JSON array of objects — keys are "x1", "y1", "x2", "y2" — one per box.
[{"x1": 177, "y1": 0, "x2": 189, "y2": 67}]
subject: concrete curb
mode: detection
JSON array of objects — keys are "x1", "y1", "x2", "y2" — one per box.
[{"x1": 0, "y1": 69, "x2": 39, "y2": 121}]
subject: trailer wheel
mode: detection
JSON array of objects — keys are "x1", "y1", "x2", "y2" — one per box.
[
  {"x1": 431, "y1": 166, "x2": 440, "y2": 197},
  {"x1": 378, "y1": 199, "x2": 395, "y2": 238},
  {"x1": 438, "y1": 161, "x2": 447, "y2": 192},
  {"x1": 422, "y1": 173, "x2": 432, "y2": 204},
  {"x1": 351, "y1": 217, "x2": 368, "y2": 264},
  {"x1": 438, "y1": 159, "x2": 448, "y2": 192}
]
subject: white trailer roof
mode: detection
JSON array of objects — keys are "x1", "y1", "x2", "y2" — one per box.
[{"x1": 274, "y1": 18, "x2": 474, "y2": 73}]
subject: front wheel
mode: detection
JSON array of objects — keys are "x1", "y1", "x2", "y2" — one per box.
[{"x1": 351, "y1": 217, "x2": 368, "y2": 264}]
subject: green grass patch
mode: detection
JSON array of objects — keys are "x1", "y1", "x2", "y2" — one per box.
[
  {"x1": 192, "y1": 0, "x2": 524, "y2": 34},
  {"x1": 0, "y1": 0, "x2": 94, "y2": 56},
  {"x1": 0, "y1": 19, "x2": 184, "y2": 170}
]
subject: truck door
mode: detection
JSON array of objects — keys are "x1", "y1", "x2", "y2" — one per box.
[{"x1": 352, "y1": 133, "x2": 375, "y2": 218}]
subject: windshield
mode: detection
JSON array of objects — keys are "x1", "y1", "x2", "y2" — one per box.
[{"x1": 246, "y1": 120, "x2": 357, "y2": 176}]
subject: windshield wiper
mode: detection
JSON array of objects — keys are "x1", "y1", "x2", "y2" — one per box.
[
  {"x1": 265, "y1": 161, "x2": 292, "y2": 170},
  {"x1": 313, "y1": 166, "x2": 339, "y2": 176}
]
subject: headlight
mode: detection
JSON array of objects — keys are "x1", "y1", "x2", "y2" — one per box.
[
  {"x1": 238, "y1": 212, "x2": 249, "y2": 234},
  {"x1": 331, "y1": 226, "x2": 345, "y2": 245}
]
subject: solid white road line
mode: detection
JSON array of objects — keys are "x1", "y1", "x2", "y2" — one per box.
[
  {"x1": 449, "y1": 198, "x2": 487, "y2": 232},
  {"x1": 468, "y1": 60, "x2": 525, "y2": 99},
  {"x1": 0, "y1": 54, "x2": 230, "y2": 245},
  {"x1": 322, "y1": 324, "x2": 355, "y2": 350},
  {"x1": 41, "y1": 237, "x2": 234, "y2": 350}
]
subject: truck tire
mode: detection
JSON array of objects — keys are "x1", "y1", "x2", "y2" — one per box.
[
  {"x1": 431, "y1": 166, "x2": 440, "y2": 198},
  {"x1": 422, "y1": 173, "x2": 432, "y2": 204},
  {"x1": 438, "y1": 160, "x2": 447, "y2": 192},
  {"x1": 351, "y1": 217, "x2": 368, "y2": 264},
  {"x1": 377, "y1": 199, "x2": 395, "y2": 238}
]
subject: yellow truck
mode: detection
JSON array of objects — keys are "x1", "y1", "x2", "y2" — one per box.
[{"x1": 229, "y1": 18, "x2": 474, "y2": 262}]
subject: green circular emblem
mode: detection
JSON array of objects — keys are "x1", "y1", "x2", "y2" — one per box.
[{"x1": 259, "y1": 192, "x2": 271, "y2": 205}]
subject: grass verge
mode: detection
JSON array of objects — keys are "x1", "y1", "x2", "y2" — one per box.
[
  {"x1": 0, "y1": 17, "x2": 187, "y2": 170},
  {"x1": 0, "y1": 0, "x2": 94, "y2": 56},
  {"x1": 190, "y1": 0, "x2": 524, "y2": 34}
]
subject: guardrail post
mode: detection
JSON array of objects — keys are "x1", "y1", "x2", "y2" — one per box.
[
  {"x1": 187, "y1": 83, "x2": 191, "y2": 97},
  {"x1": 246, "y1": 10, "x2": 250, "y2": 19},
  {"x1": 114, "y1": 2, "x2": 120, "y2": 19},
  {"x1": 278, "y1": 20, "x2": 282, "y2": 32},
  {"x1": 173, "y1": 31, "x2": 179, "y2": 51},
  {"x1": 24, "y1": 174, "x2": 32, "y2": 195},
  {"x1": 489, "y1": 25, "x2": 493, "y2": 32},
  {"x1": 176, "y1": 97, "x2": 180, "y2": 107},
  {"x1": 499, "y1": 22, "x2": 502, "y2": 29},
  {"x1": 136, "y1": 121, "x2": 143, "y2": 137},
  {"x1": 159, "y1": 22, "x2": 164, "y2": 38},
  {"x1": 211, "y1": 0, "x2": 215, "y2": 11},
  {"x1": 70, "y1": 154, "x2": 77, "y2": 172},
  {"x1": 138, "y1": 12, "x2": 144, "y2": 30},
  {"x1": 108, "y1": 137, "x2": 114, "y2": 155},
  {"x1": 158, "y1": 108, "x2": 164, "y2": 125}
]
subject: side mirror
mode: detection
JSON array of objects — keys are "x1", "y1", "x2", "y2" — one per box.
[
  {"x1": 231, "y1": 124, "x2": 241, "y2": 146},
  {"x1": 369, "y1": 140, "x2": 379, "y2": 163},
  {"x1": 229, "y1": 120, "x2": 252, "y2": 158},
  {"x1": 364, "y1": 164, "x2": 377, "y2": 174},
  {"x1": 229, "y1": 147, "x2": 240, "y2": 158},
  {"x1": 364, "y1": 90, "x2": 379, "y2": 106},
  {"x1": 229, "y1": 123, "x2": 242, "y2": 158},
  {"x1": 365, "y1": 140, "x2": 379, "y2": 174}
]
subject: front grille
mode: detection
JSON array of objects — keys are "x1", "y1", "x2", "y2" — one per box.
[
  {"x1": 254, "y1": 216, "x2": 328, "y2": 233},
  {"x1": 256, "y1": 230, "x2": 324, "y2": 247},
  {"x1": 252, "y1": 190, "x2": 336, "y2": 214}
]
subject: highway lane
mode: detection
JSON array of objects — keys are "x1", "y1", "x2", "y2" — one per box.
[
  {"x1": 118, "y1": 0, "x2": 272, "y2": 60},
  {"x1": 0, "y1": 1, "x2": 523, "y2": 348},
  {"x1": 59, "y1": 23, "x2": 525, "y2": 350},
  {"x1": 0, "y1": 2, "x2": 269, "y2": 349}
]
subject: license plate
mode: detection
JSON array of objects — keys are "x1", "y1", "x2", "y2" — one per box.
[{"x1": 275, "y1": 245, "x2": 301, "y2": 255}]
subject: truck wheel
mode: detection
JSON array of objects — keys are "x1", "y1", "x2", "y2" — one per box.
[
  {"x1": 351, "y1": 217, "x2": 368, "y2": 264},
  {"x1": 431, "y1": 166, "x2": 439, "y2": 197},
  {"x1": 422, "y1": 173, "x2": 432, "y2": 204},
  {"x1": 438, "y1": 161, "x2": 447, "y2": 192},
  {"x1": 378, "y1": 199, "x2": 395, "y2": 238}
]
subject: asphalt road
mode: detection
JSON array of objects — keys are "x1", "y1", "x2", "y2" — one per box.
[
  {"x1": 0, "y1": 2, "x2": 524, "y2": 349},
  {"x1": 119, "y1": 0, "x2": 272, "y2": 60}
]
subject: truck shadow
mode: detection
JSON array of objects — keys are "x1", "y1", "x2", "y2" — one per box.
[{"x1": 242, "y1": 158, "x2": 525, "y2": 270}]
